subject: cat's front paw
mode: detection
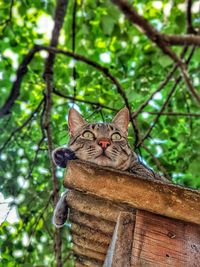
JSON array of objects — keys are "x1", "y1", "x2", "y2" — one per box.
[{"x1": 52, "y1": 147, "x2": 76, "y2": 168}]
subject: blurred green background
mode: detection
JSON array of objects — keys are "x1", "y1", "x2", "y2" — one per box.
[{"x1": 0, "y1": 0, "x2": 200, "y2": 266}]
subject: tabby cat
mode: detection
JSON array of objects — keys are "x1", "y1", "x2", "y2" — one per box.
[{"x1": 52, "y1": 107, "x2": 168, "y2": 227}]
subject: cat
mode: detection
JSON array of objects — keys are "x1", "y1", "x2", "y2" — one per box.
[{"x1": 52, "y1": 107, "x2": 169, "y2": 227}]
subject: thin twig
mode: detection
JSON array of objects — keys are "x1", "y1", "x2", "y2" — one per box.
[
  {"x1": 132, "y1": 46, "x2": 190, "y2": 119},
  {"x1": 53, "y1": 88, "x2": 117, "y2": 111},
  {"x1": 0, "y1": 0, "x2": 14, "y2": 33},
  {"x1": 1, "y1": 205, "x2": 13, "y2": 224},
  {"x1": 0, "y1": 44, "x2": 129, "y2": 120},
  {"x1": 136, "y1": 46, "x2": 196, "y2": 147},
  {"x1": 145, "y1": 111, "x2": 200, "y2": 117},
  {"x1": 2, "y1": 135, "x2": 47, "y2": 202},
  {"x1": 182, "y1": 90, "x2": 193, "y2": 133},
  {"x1": 0, "y1": 98, "x2": 44, "y2": 152},
  {"x1": 132, "y1": 64, "x2": 179, "y2": 119},
  {"x1": 29, "y1": 194, "x2": 52, "y2": 238},
  {"x1": 111, "y1": 0, "x2": 200, "y2": 105},
  {"x1": 0, "y1": 43, "x2": 136, "y2": 141},
  {"x1": 72, "y1": 0, "x2": 77, "y2": 103},
  {"x1": 0, "y1": 45, "x2": 40, "y2": 117},
  {"x1": 20, "y1": 193, "x2": 52, "y2": 264},
  {"x1": 137, "y1": 77, "x2": 181, "y2": 147},
  {"x1": 38, "y1": 45, "x2": 139, "y2": 144},
  {"x1": 39, "y1": 45, "x2": 129, "y2": 104},
  {"x1": 142, "y1": 145, "x2": 171, "y2": 181}
]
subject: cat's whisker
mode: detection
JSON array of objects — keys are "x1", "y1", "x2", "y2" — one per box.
[
  {"x1": 53, "y1": 107, "x2": 168, "y2": 229},
  {"x1": 110, "y1": 150, "x2": 119, "y2": 155}
]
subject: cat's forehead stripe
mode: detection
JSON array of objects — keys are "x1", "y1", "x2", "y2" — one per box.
[
  {"x1": 87, "y1": 123, "x2": 117, "y2": 133},
  {"x1": 80, "y1": 123, "x2": 126, "y2": 137}
]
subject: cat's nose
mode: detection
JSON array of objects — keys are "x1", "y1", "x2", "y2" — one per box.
[{"x1": 98, "y1": 139, "x2": 111, "y2": 149}]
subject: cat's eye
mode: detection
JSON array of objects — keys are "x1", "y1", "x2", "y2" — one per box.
[
  {"x1": 111, "y1": 133, "x2": 121, "y2": 141},
  {"x1": 82, "y1": 131, "x2": 94, "y2": 140}
]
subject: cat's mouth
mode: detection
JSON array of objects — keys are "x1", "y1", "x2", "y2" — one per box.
[{"x1": 95, "y1": 151, "x2": 111, "y2": 160}]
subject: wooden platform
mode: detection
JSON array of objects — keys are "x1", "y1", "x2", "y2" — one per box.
[{"x1": 63, "y1": 160, "x2": 200, "y2": 267}]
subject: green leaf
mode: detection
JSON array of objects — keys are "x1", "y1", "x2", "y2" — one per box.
[{"x1": 101, "y1": 16, "x2": 115, "y2": 35}]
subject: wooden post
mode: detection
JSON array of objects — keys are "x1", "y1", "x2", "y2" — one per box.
[
  {"x1": 63, "y1": 161, "x2": 200, "y2": 266},
  {"x1": 103, "y1": 212, "x2": 135, "y2": 267},
  {"x1": 131, "y1": 210, "x2": 200, "y2": 266},
  {"x1": 64, "y1": 161, "x2": 200, "y2": 225}
]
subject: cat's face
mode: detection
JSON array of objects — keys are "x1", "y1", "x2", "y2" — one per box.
[{"x1": 68, "y1": 108, "x2": 132, "y2": 170}]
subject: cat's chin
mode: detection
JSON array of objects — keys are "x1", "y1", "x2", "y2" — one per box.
[
  {"x1": 96, "y1": 155, "x2": 111, "y2": 162},
  {"x1": 90, "y1": 155, "x2": 117, "y2": 169},
  {"x1": 95, "y1": 153, "x2": 111, "y2": 160}
]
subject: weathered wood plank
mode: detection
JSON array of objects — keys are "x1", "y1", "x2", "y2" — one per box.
[
  {"x1": 64, "y1": 160, "x2": 200, "y2": 225},
  {"x1": 70, "y1": 208, "x2": 115, "y2": 236},
  {"x1": 73, "y1": 244, "x2": 105, "y2": 262},
  {"x1": 73, "y1": 234, "x2": 108, "y2": 254},
  {"x1": 75, "y1": 255, "x2": 103, "y2": 267},
  {"x1": 66, "y1": 189, "x2": 135, "y2": 222},
  {"x1": 131, "y1": 210, "x2": 200, "y2": 267},
  {"x1": 103, "y1": 212, "x2": 135, "y2": 267},
  {"x1": 71, "y1": 222, "x2": 111, "y2": 245}
]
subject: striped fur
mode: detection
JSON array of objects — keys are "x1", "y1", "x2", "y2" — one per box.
[
  {"x1": 52, "y1": 108, "x2": 168, "y2": 227},
  {"x1": 68, "y1": 122, "x2": 132, "y2": 171}
]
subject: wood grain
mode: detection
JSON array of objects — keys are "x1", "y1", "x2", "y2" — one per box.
[
  {"x1": 103, "y1": 212, "x2": 135, "y2": 267},
  {"x1": 64, "y1": 160, "x2": 200, "y2": 225},
  {"x1": 73, "y1": 234, "x2": 108, "y2": 254},
  {"x1": 75, "y1": 255, "x2": 103, "y2": 267},
  {"x1": 71, "y1": 223, "x2": 111, "y2": 245},
  {"x1": 131, "y1": 210, "x2": 200, "y2": 266},
  {"x1": 73, "y1": 244, "x2": 105, "y2": 262},
  {"x1": 66, "y1": 189, "x2": 135, "y2": 222},
  {"x1": 70, "y1": 209, "x2": 115, "y2": 236}
]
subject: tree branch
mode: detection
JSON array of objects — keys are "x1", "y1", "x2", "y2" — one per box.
[
  {"x1": 162, "y1": 34, "x2": 200, "y2": 46},
  {"x1": 186, "y1": 0, "x2": 196, "y2": 34},
  {"x1": 14, "y1": 135, "x2": 46, "y2": 198},
  {"x1": 137, "y1": 76, "x2": 181, "y2": 148},
  {"x1": 146, "y1": 111, "x2": 200, "y2": 117},
  {"x1": 53, "y1": 88, "x2": 117, "y2": 111},
  {"x1": 142, "y1": 144, "x2": 171, "y2": 181},
  {"x1": 111, "y1": 0, "x2": 200, "y2": 105},
  {"x1": 0, "y1": 98, "x2": 44, "y2": 153},
  {"x1": 0, "y1": 0, "x2": 14, "y2": 33},
  {"x1": 40, "y1": 45, "x2": 128, "y2": 103},
  {"x1": 43, "y1": 1, "x2": 68, "y2": 267},
  {"x1": 27, "y1": 193, "x2": 53, "y2": 249},
  {"x1": 112, "y1": 0, "x2": 200, "y2": 46},
  {"x1": 132, "y1": 63, "x2": 179, "y2": 119},
  {"x1": 0, "y1": 44, "x2": 128, "y2": 119},
  {"x1": 0, "y1": 44, "x2": 138, "y2": 142},
  {"x1": 136, "y1": 45, "x2": 196, "y2": 147},
  {"x1": 43, "y1": 0, "x2": 68, "y2": 76},
  {"x1": 132, "y1": 45, "x2": 193, "y2": 119},
  {"x1": 0, "y1": 46, "x2": 40, "y2": 117},
  {"x1": 37, "y1": 45, "x2": 139, "y2": 145},
  {"x1": 72, "y1": 0, "x2": 77, "y2": 102}
]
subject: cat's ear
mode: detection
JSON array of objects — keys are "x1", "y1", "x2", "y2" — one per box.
[
  {"x1": 112, "y1": 107, "x2": 129, "y2": 133},
  {"x1": 68, "y1": 108, "x2": 86, "y2": 136}
]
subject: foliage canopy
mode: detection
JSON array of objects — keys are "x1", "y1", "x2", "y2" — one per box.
[{"x1": 0, "y1": 0, "x2": 200, "y2": 266}]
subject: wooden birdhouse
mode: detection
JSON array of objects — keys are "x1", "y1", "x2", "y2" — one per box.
[{"x1": 63, "y1": 160, "x2": 200, "y2": 267}]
